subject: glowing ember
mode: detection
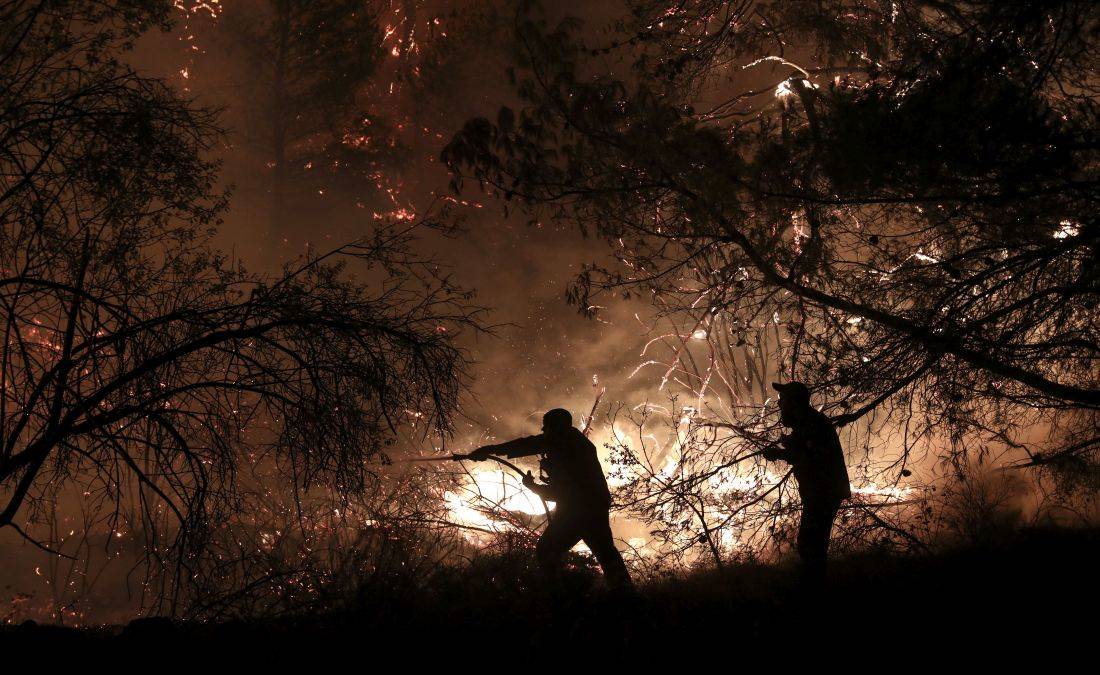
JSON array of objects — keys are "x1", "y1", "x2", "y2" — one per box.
[{"x1": 1054, "y1": 220, "x2": 1080, "y2": 239}]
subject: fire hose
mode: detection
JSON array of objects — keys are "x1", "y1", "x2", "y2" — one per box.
[{"x1": 398, "y1": 453, "x2": 553, "y2": 524}]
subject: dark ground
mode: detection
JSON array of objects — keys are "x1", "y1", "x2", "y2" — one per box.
[{"x1": 3, "y1": 527, "x2": 1096, "y2": 659}]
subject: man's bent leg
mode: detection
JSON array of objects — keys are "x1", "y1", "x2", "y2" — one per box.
[
  {"x1": 581, "y1": 513, "x2": 633, "y2": 589},
  {"x1": 536, "y1": 512, "x2": 582, "y2": 583}
]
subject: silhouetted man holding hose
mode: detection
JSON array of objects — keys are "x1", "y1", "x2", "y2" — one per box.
[
  {"x1": 468, "y1": 408, "x2": 633, "y2": 589},
  {"x1": 763, "y1": 382, "x2": 851, "y2": 589}
]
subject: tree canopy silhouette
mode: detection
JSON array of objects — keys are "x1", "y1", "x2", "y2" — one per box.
[{"x1": 0, "y1": 0, "x2": 480, "y2": 610}]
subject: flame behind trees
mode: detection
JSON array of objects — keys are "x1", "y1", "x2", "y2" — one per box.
[
  {"x1": 0, "y1": 0, "x2": 480, "y2": 613},
  {"x1": 446, "y1": 1, "x2": 1099, "y2": 556}
]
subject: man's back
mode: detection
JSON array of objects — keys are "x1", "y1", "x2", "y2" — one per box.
[
  {"x1": 788, "y1": 410, "x2": 851, "y2": 503},
  {"x1": 542, "y1": 427, "x2": 611, "y2": 509}
]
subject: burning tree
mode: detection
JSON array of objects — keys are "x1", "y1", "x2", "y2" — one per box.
[
  {"x1": 445, "y1": 1, "x2": 1098, "y2": 560},
  {"x1": 1, "y1": 0, "x2": 481, "y2": 614},
  {"x1": 220, "y1": 0, "x2": 402, "y2": 240}
]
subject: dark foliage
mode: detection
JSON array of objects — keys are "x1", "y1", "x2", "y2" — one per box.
[{"x1": 4, "y1": 527, "x2": 1096, "y2": 657}]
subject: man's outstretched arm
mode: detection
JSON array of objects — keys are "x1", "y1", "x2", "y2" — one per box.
[{"x1": 469, "y1": 435, "x2": 544, "y2": 460}]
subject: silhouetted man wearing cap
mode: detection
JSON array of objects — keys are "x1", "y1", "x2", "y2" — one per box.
[
  {"x1": 468, "y1": 408, "x2": 632, "y2": 589},
  {"x1": 764, "y1": 382, "x2": 851, "y2": 588}
]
